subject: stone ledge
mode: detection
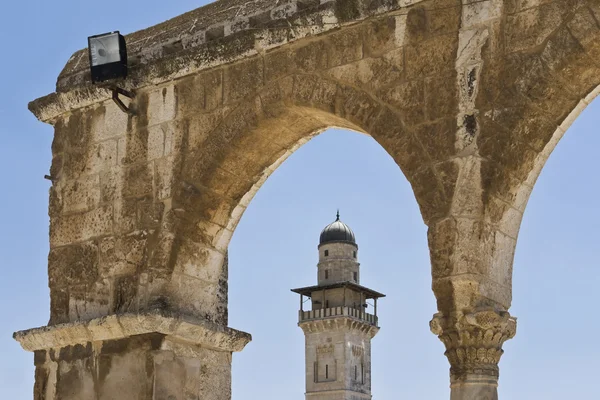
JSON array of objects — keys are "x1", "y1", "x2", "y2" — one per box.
[
  {"x1": 29, "y1": 0, "x2": 409, "y2": 124},
  {"x1": 28, "y1": 86, "x2": 113, "y2": 125},
  {"x1": 57, "y1": 0, "x2": 405, "y2": 89},
  {"x1": 13, "y1": 310, "x2": 252, "y2": 353}
]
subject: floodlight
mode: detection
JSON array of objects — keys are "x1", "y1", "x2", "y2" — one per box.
[{"x1": 88, "y1": 32, "x2": 127, "y2": 84}]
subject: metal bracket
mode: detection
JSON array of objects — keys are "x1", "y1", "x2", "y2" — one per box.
[{"x1": 112, "y1": 87, "x2": 135, "y2": 114}]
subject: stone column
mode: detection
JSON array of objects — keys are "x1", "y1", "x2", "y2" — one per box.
[
  {"x1": 430, "y1": 310, "x2": 517, "y2": 400},
  {"x1": 14, "y1": 310, "x2": 251, "y2": 400}
]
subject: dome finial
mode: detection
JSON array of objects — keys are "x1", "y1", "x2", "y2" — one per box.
[{"x1": 336, "y1": 209, "x2": 340, "y2": 221}]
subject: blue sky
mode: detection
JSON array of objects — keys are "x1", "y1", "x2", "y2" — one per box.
[{"x1": 0, "y1": 1, "x2": 598, "y2": 399}]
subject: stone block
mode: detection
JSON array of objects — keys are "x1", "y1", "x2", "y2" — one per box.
[
  {"x1": 186, "y1": 112, "x2": 223, "y2": 150},
  {"x1": 177, "y1": 240, "x2": 225, "y2": 283},
  {"x1": 122, "y1": 163, "x2": 153, "y2": 198},
  {"x1": 65, "y1": 139, "x2": 118, "y2": 177},
  {"x1": 171, "y1": 273, "x2": 223, "y2": 322},
  {"x1": 369, "y1": 107, "x2": 425, "y2": 176},
  {"x1": 489, "y1": 231, "x2": 516, "y2": 288},
  {"x1": 335, "y1": 85, "x2": 383, "y2": 131},
  {"x1": 325, "y1": 50, "x2": 404, "y2": 92},
  {"x1": 50, "y1": 205, "x2": 113, "y2": 247},
  {"x1": 68, "y1": 284, "x2": 88, "y2": 322},
  {"x1": 153, "y1": 352, "x2": 185, "y2": 400},
  {"x1": 50, "y1": 287, "x2": 70, "y2": 325},
  {"x1": 103, "y1": 101, "x2": 130, "y2": 139},
  {"x1": 448, "y1": 156, "x2": 484, "y2": 217},
  {"x1": 404, "y1": 34, "x2": 457, "y2": 79},
  {"x1": 85, "y1": 140, "x2": 118, "y2": 174},
  {"x1": 567, "y1": 7, "x2": 600, "y2": 64},
  {"x1": 98, "y1": 356, "x2": 148, "y2": 399},
  {"x1": 195, "y1": 219, "x2": 227, "y2": 246},
  {"x1": 405, "y1": 5, "x2": 461, "y2": 42},
  {"x1": 116, "y1": 137, "x2": 127, "y2": 165},
  {"x1": 87, "y1": 315, "x2": 125, "y2": 342},
  {"x1": 293, "y1": 41, "x2": 329, "y2": 73},
  {"x1": 461, "y1": 0, "x2": 503, "y2": 29},
  {"x1": 99, "y1": 166, "x2": 122, "y2": 204},
  {"x1": 113, "y1": 274, "x2": 138, "y2": 313},
  {"x1": 176, "y1": 69, "x2": 223, "y2": 114},
  {"x1": 408, "y1": 167, "x2": 450, "y2": 223},
  {"x1": 505, "y1": 0, "x2": 555, "y2": 14},
  {"x1": 264, "y1": 48, "x2": 295, "y2": 82},
  {"x1": 223, "y1": 57, "x2": 264, "y2": 104},
  {"x1": 55, "y1": 358, "x2": 96, "y2": 400},
  {"x1": 114, "y1": 198, "x2": 137, "y2": 234},
  {"x1": 412, "y1": 118, "x2": 456, "y2": 163},
  {"x1": 48, "y1": 241, "x2": 98, "y2": 288},
  {"x1": 378, "y1": 79, "x2": 425, "y2": 125},
  {"x1": 307, "y1": 78, "x2": 339, "y2": 115},
  {"x1": 327, "y1": 26, "x2": 364, "y2": 67},
  {"x1": 147, "y1": 124, "x2": 166, "y2": 160},
  {"x1": 119, "y1": 127, "x2": 149, "y2": 166},
  {"x1": 364, "y1": 17, "x2": 397, "y2": 57},
  {"x1": 93, "y1": 101, "x2": 130, "y2": 142},
  {"x1": 479, "y1": 158, "x2": 529, "y2": 207},
  {"x1": 424, "y1": 73, "x2": 457, "y2": 121},
  {"x1": 137, "y1": 197, "x2": 165, "y2": 229},
  {"x1": 225, "y1": 17, "x2": 250, "y2": 36},
  {"x1": 99, "y1": 232, "x2": 149, "y2": 277},
  {"x1": 61, "y1": 174, "x2": 101, "y2": 214},
  {"x1": 148, "y1": 86, "x2": 177, "y2": 127},
  {"x1": 505, "y1": 2, "x2": 566, "y2": 52},
  {"x1": 83, "y1": 278, "x2": 111, "y2": 320},
  {"x1": 155, "y1": 156, "x2": 176, "y2": 200}
]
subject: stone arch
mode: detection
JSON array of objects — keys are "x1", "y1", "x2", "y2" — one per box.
[
  {"x1": 475, "y1": 3, "x2": 600, "y2": 234},
  {"x1": 427, "y1": 1, "x2": 600, "y2": 316},
  {"x1": 161, "y1": 72, "x2": 448, "y2": 323},
  {"x1": 16, "y1": 1, "x2": 600, "y2": 399}
]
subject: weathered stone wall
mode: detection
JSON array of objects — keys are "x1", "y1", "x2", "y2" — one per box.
[
  {"x1": 32, "y1": 334, "x2": 233, "y2": 400},
  {"x1": 17, "y1": 0, "x2": 600, "y2": 398}
]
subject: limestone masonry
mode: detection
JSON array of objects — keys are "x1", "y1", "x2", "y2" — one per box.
[{"x1": 14, "y1": 0, "x2": 600, "y2": 399}]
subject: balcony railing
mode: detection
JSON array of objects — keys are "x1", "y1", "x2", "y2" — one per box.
[{"x1": 299, "y1": 306, "x2": 378, "y2": 326}]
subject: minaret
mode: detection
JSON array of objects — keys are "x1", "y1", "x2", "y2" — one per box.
[{"x1": 292, "y1": 213, "x2": 385, "y2": 400}]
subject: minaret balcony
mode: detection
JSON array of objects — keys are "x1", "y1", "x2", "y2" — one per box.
[{"x1": 299, "y1": 306, "x2": 378, "y2": 326}]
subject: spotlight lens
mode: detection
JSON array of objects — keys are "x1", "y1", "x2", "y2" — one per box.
[
  {"x1": 89, "y1": 33, "x2": 121, "y2": 66},
  {"x1": 88, "y1": 31, "x2": 128, "y2": 84}
]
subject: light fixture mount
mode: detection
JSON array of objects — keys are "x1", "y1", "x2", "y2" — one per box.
[
  {"x1": 111, "y1": 87, "x2": 135, "y2": 114},
  {"x1": 88, "y1": 31, "x2": 134, "y2": 114}
]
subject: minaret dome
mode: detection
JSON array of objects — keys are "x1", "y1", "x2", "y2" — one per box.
[{"x1": 319, "y1": 211, "x2": 356, "y2": 246}]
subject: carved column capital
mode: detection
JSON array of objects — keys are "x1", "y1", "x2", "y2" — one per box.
[{"x1": 430, "y1": 310, "x2": 517, "y2": 381}]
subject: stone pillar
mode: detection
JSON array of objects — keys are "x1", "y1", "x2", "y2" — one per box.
[
  {"x1": 430, "y1": 310, "x2": 517, "y2": 400},
  {"x1": 14, "y1": 310, "x2": 251, "y2": 400}
]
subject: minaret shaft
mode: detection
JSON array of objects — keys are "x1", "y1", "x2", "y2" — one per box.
[
  {"x1": 292, "y1": 215, "x2": 384, "y2": 400},
  {"x1": 301, "y1": 319, "x2": 376, "y2": 400}
]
